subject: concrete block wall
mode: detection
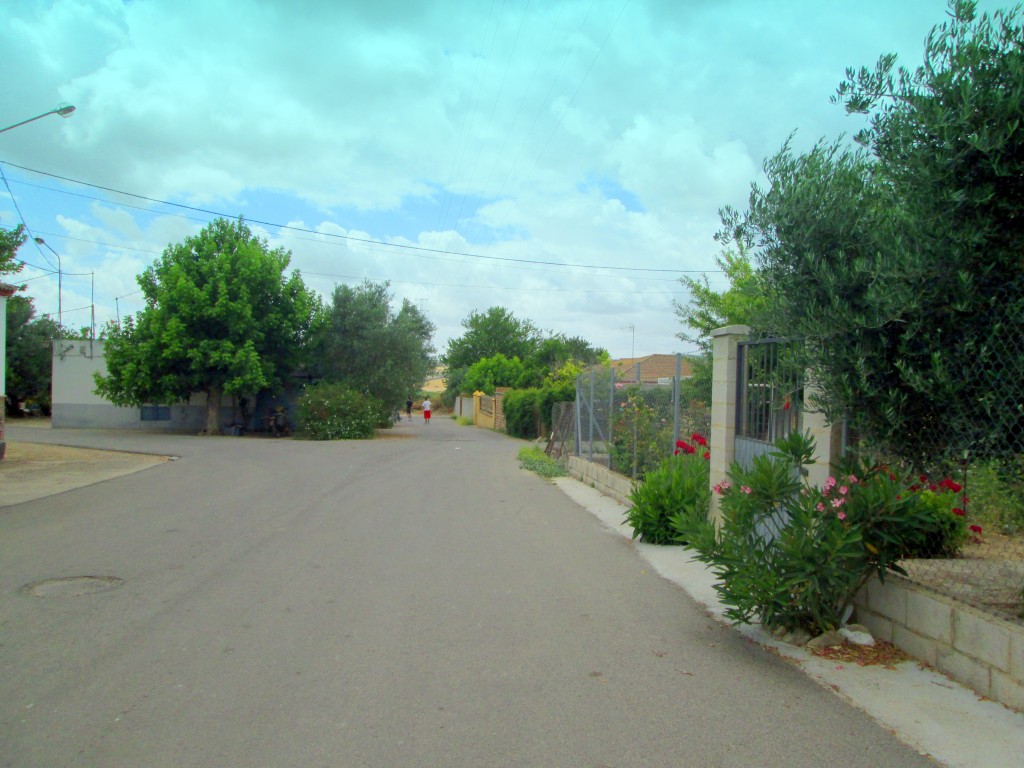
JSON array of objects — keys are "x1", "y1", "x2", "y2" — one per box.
[
  {"x1": 855, "y1": 576, "x2": 1024, "y2": 712},
  {"x1": 567, "y1": 456, "x2": 633, "y2": 507}
]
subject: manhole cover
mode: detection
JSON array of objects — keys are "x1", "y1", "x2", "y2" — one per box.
[{"x1": 21, "y1": 576, "x2": 124, "y2": 597}]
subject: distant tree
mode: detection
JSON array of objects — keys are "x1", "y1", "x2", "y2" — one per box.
[
  {"x1": 311, "y1": 280, "x2": 435, "y2": 412},
  {"x1": 460, "y1": 353, "x2": 526, "y2": 395},
  {"x1": 674, "y1": 224, "x2": 771, "y2": 351},
  {"x1": 95, "y1": 217, "x2": 317, "y2": 434},
  {"x1": 5, "y1": 295, "x2": 60, "y2": 413},
  {"x1": 1, "y1": 222, "x2": 26, "y2": 280},
  {"x1": 441, "y1": 307, "x2": 543, "y2": 372},
  {"x1": 517, "y1": 335, "x2": 608, "y2": 388}
]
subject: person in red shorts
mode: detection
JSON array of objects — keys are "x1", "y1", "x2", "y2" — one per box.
[{"x1": 422, "y1": 398, "x2": 431, "y2": 423}]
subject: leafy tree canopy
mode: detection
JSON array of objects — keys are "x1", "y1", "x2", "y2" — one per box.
[
  {"x1": 674, "y1": 226, "x2": 771, "y2": 351},
  {"x1": 311, "y1": 279, "x2": 435, "y2": 410},
  {"x1": 733, "y1": 0, "x2": 1024, "y2": 464},
  {"x1": 461, "y1": 353, "x2": 526, "y2": 395},
  {"x1": 5, "y1": 294, "x2": 60, "y2": 412},
  {"x1": 440, "y1": 307, "x2": 543, "y2": 372},
  {"x1": 94, "y1": 217, "x2": 317, "y2": 434},
  {"x1": 1, "y1": 221, "x2": 26, "y2": 280}
]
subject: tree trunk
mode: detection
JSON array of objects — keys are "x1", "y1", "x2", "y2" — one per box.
[{"x1": 205, "y1": 386, "x2": 223, "y2": 435}]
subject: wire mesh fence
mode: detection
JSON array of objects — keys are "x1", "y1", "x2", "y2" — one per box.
[
  {"x1": 572, "y1": 354, "x2": 713, "y2": 480},
  {"x1": 871, "y1": 279, "x2": 1024, "y2": 625}
]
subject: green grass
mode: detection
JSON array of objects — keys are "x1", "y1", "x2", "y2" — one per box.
[
  {"x1": 454, "y1": 415, "x2": 474, "y2": 426},
  {"x1": 517, "y1": 446, "x2": 566, "y2": 478}
]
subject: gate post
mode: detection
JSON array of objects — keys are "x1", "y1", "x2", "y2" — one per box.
[
  {"x1": 709, "y1": 325, "x2": 750, "y2": 527},
  {"x1": 802, "y1": 380, "x2": 843, "y2": 490}
]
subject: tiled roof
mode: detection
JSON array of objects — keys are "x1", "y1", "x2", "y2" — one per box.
[{"x1": 609, "y1": 354, "x2": 694, "y2": 382}]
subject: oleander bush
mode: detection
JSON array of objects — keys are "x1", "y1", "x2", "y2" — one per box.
[{"x1": 296, "y1": 382, "x2": 381, "y2": 440}]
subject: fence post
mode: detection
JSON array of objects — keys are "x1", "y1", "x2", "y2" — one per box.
[
  {"x1": 588, "y1": 368, "x2": 596, "y2": 463},
  {"x1": 673, "y1": 352, "x2": 681, "y2": 448},
  {"x1": 709, "y1": 325, "x2": 750, "y2": 528},
  {"x1": 574, "y1": 374, "x2": 582, "y2": 457},
  {"x1": 802, "y1": 379, "x2": 843, "y2": 490}
]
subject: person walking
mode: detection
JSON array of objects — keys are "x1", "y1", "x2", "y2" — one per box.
[
  {"x1": 422, "y1": 398, "x2": 432, "y2": 424},
  {"x1": 406, "y1": 397, "x2": 413, "y2": 421}
]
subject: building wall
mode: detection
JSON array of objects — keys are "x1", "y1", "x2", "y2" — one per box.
[{"x1": 51, "y1": 339, "x2": 229, "y2": 431}]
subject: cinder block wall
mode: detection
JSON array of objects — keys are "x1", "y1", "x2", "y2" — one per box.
[
  {"x1": 567, "y1": 456, "x2": 633, "y2": 506},
  {"x1": 855, "y1": 576, "x2": 1024, "y2": 712}
]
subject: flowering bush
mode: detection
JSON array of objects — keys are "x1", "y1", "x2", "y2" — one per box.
[
  {"x1": 626, "y1": 434, "x2": 711, "y2": 544},
  {"x1": 296, "y1": 382, "x2": 381, "y2": 440},
  {"x1": 677, "y1": 431, "x2": 955, "y2": 635},
  {"x1": 610, "y1": 386, "x2": 674, "y2": 478}
]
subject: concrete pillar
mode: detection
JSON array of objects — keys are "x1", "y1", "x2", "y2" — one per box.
[
  {"x1": 802, "y1": 380, "x2": 843, "y2": 490},
  {"x1": 709, "y1": 325, "x2": 750, "y2": 527}
]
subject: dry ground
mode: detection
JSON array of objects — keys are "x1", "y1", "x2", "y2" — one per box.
[{"x1": 0, "y1": 441, "x2": 168, "y2": 508}]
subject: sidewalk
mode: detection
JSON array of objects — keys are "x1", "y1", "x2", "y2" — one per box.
[{"x1": 553, "y1": 477, "x2": 1024, "y2": 768}]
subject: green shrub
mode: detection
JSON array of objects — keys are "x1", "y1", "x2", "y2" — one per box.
[
  {"x1": 626, "y1": 441, "x2": 711, "y2": 544},
  {"x1": 517, "y1": 446, "x2": 566, "y2": 478},
  {"x1": 296, "y1": 382, "x2": 381, "y2": 440},
  {"x1": 504, "y1": 388, "x2": 541, "y2": 438},
  {"x1": 677, "y1": 431, "x2": 947, "y2": 635}
]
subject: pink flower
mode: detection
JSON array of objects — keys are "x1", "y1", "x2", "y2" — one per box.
[
  {"x1": 713, "y1": 480, "x2": 731, "y2": 495},
  {"x1": 741, "y1": 486, "x2": 752, "y2": 495},
  {"x1": 847, "y1": 475, "x2": 859, "y2": 484},
  {"x1": 839, "y1": 485, "x2": 849, "y2": 495},
  {"x1": 837, "y1": 511, "x2": 846, "y2": 521},
  {"x1": 824, "y1": 476, "x2": 836, "y2": 492},
  {"x1": 816, "y1": 502, "x2": 825, "y2": 512},
  {"x1": 831, "y1": 498, "x2": 845, "y2": 508}
]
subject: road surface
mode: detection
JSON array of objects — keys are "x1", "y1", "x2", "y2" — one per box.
[{"x1": 0, "y1": 419, "x2": 935, "y2": 767}]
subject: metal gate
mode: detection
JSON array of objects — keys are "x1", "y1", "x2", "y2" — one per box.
[{"x1": 735, "y1": 338, "x2": 803, "y2": 469}]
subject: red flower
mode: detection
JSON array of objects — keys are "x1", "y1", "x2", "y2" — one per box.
[
  {"x1": 952, "y1": 508, "x2": 966, "y2": 517},
  {"x1": 703, "y1": 451, "x2": 710, "y2": 460},
  {"x1": 919, "y1": 475, "x2": 929, "y2": 483},
  {"x1": 938, "y1": 478, "x2": 963, "y2": 493},
  {"x1": 968, "y1": 524, "x2": 983, "y2": 534},
  {"x1": 675, "y1": 440, "x2": 695, "y2": 455},
  {"x1": 691, "y1": 433, "x2": 708, "y2": 447},
  {"x1": 783, "y1": 397, "x2": 791, "y2": 411}
]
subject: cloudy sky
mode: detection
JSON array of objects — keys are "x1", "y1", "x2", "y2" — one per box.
[{"x1": 1, "y1": 0, "x2": 1001, "y2": 360}]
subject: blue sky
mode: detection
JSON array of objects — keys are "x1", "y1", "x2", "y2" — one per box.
[{"x1": 1, "y1": 0, "x2": 1006, "y2": 359}]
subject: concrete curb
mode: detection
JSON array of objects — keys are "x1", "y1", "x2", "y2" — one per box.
[{"x1": 553, "y1": 476, "x2": 1024, "y2": 768}]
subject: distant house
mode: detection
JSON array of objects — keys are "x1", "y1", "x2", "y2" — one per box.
[{"x1": 608, "y1": 354, "x2": 694, "y2": 384}]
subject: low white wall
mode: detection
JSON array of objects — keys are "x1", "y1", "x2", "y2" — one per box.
[
  {"x1": 51, "y1": 339, "x2": 225, "y2": 431},
  {"x1": 567, "y1": 456, "x2": 633, "y2": 507},
  {"x1": 456, "y1": 396, "x2": 475, "y2": 420}
]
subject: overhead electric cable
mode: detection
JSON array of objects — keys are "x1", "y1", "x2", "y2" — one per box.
[{"x1": 1, "y1": 160, "x2": 713, "y2": 274}]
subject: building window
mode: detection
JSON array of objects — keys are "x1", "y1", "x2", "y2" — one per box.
[{"x1": 140, "y1": 405, "x2": 171, "y2": 421}]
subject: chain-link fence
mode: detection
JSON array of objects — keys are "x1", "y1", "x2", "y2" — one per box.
[
  {"x1": 573, "y1": 354, "x2": 713, "y2": 480},
  {"x1": 878, "y1": 279, "x2": 1024, "y2": 624}
]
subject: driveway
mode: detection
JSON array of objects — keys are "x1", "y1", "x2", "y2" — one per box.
[{"x1": 1, "y1": 418, "x2": 938, "y2": 767}]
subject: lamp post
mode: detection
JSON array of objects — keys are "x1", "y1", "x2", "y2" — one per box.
[
  {"x1": 0, "y1": 104, "x2": 75, "y2": 134},
  {"x1": 33, "y1": 237, "x2": 61, "y2": 333}
]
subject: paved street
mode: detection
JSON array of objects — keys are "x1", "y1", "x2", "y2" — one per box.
[{"x1": 0, "y1": 419, "x2": 936, "y2": 767}]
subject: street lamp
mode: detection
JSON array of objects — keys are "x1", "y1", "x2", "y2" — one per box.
[
  {"x1": 0, "y1": 103, "x2": 76, "y2": 134},
  {"x1": 33, "y1": 237, "x2": 61, "y2": 332}
]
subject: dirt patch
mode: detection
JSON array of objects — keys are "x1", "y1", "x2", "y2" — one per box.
[{"x1": 0, "y1": 442, "x2": 169, "y2": 508}]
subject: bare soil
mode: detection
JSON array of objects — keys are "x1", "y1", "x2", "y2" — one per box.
[{"x1": 0, "y1": 442, "x2": 168, "y2": 508}]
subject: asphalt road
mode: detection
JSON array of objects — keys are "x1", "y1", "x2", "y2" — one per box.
[{"x1": 0, "y1": 419, "x2": 937, "y2": 767}]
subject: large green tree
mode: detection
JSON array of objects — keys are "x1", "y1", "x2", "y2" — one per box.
[
  {"x1": 5, "y1": 295, "x2": 60, "y2": 413},
  {"x1": 441, "y1": 307, "x2": 543, "y2": 372},
  {"x1": 311, "y1": 280, "x2": 435, "y2": 411},
  {"x1": 736, "y1": 0, "x2": 1024, "y2": 465},
  {"x1": 95, "y1": 217, "x2": 317, "y2": 434}
]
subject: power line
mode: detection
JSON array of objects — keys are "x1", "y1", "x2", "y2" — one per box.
[{"x1": 0, "y1": 159, "x2": 713, "y2": 274}]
